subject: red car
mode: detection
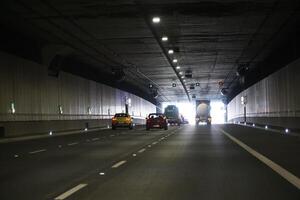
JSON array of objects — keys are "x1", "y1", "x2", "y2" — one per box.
[{"x1": 146, "y1": 113, "x2": 168, "y2": 130}]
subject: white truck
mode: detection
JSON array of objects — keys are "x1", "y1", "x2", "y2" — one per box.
[{"x1": 195, "y1": 100, "x2": 211, "y2": 125}]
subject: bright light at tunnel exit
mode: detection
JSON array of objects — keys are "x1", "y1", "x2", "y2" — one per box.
[
  {"x1": 210, "y1": 101, "x2": 226, "y2": 124},
  {"x1": 162, "y1": 100, "x2": 226, "y2": 125},
  {"x1": 162, "y1": 102, "x2": 196, "y2": 125}
]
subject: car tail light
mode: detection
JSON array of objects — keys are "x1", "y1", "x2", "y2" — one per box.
[{"x1": 112, "y1": 117, "x2": 117, "y2": 121}]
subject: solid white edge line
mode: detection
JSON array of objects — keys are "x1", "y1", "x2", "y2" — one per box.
[
  {"x1": 111, "y1": 160, "x2": 127, "y2": 168},
  {"x1": 54, "y1": 183, "x2": 87, "y2": 200},
  {"x1": 219, "y1": 128, "x2": 300, "y2": 190},
  {"x1": 29, "y1": 149, "x2": 46, "y2": 154},
  {"x1": 138, "y1": 148, "x2": 146, "y2": 153}
]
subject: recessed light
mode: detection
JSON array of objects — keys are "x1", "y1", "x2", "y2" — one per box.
[
  {"x1": 176, "y1": 66, "x2": 180, "y2": 69},
  {"x1": 179, "y1": 72, "x2": 183, "y2": 75},
  {"x1": 196, "y1": 82, "x2": 200, "y2": 86},
  {"x1": 265, "y1": 125, "x2": 268, "y2": 129},
  {"x1": 173, "y1": 59, "x2": 178, "y2": 63},
  {"x1": 162, "y1": 36, "x2": 168, "y2": 41},
  {"x1": 285, "y1": 128, "x2": 289, "y2": 133},
  {"x1": 168, "y1": 49, "x2": 174, "y2": 54},
  {"x1": 181, "y1": 76, "x2": 184, "y2": 78},
  {"x1": 152, "y1": 17, "x2": 160, "y2": 23}
]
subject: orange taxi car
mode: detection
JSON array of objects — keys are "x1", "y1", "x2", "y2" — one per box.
[{"x1": 112, "y1": 113, "x2": 133, "y2": 130}]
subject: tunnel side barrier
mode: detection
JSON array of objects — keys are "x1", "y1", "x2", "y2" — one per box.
[
  {"x1": 0, "y1": 51, "x2": 155, "y2": 138},
  {"x1": 227, "y1": 58, "x2": 300, "y2": 130}
]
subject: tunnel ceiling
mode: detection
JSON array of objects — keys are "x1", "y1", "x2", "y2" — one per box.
[{"x1": 0, "y1": 0, "x2": 299, "y2": 104}]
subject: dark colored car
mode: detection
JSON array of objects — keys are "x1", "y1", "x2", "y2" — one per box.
[{"x1": 146, "y1": 113, "x2": 168, "y2": 130}]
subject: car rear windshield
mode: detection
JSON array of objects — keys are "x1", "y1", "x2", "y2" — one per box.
[
  {"x1": 149, "y1": 113, "x2": 164, "y2": 118},
  {"x1": 115, "y1": 113, "x2": 128, "y2": 117}
]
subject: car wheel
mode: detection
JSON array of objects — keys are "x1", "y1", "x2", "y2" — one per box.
[{"x1": 129, "y1": 124, "x2": 133, "y2": 130}]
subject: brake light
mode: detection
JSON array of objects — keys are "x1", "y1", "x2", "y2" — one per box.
[{"x1": 112, "y1": 117, "x2": 117, "y2": 121}]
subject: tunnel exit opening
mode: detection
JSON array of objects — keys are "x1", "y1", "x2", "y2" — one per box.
[
  {"x1": 210, "y1": 101, "x2": 226, "y2": 124},
  {"x1": 162, "y1": 101, "x2": 196, "y2": 125}
]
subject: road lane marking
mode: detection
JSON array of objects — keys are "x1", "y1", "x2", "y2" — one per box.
[
  {"x1": 152, "y1": 142, "x2": 158, "y2": 145},
  {"x1": 148, "y1": 145, "x2": 152, "y2": 148},
  {"x1": 219, "y1": 128, "x2": 300, "y2": 190},
  {"x1": 54, "y1": 183, "x2": 87, "y2": 200},
  {"x1": 111, "y1": 160, "x2": 127, "y2": 168},
  {"x1": 99, "y1": 172, "x2": 105, "y2": 176},
  {"x1": 132, "y1": 153, "x2": 137, "y2": 157},
  {"x1": 138, "y1": 148, "x2": 146, "y2": 153},
  {"x1": 68, "y1": 142, "x2": 78, "y2": 146},
  {"x1": 14, "y1": 154, "x2": 19, "y2": 158},
  {"x1": 29, "y1": 149, "x2": 46, "y2": 154},
  {"x1": 92, "y1": 138, "x2": 99, "y2": 141}
]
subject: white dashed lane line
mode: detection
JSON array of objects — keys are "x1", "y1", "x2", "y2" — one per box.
[
  {"x1": 152, "y1": 141, "x2": 158, "y2": 145},
  {"x1": 67, "y1": 142, "x2": 79, "y2": 146},
  {"x1": 54, "y1": 183, "x2": 87, "y2": 200},
  {"x1": 138, "y1": 148, "x2": 146, "y2": 153},
  {"x1": 29, "y1": 149, "x2": 46, "y2": 154},
  {"x1": 91, "y1": 138, "x2": 99, "y2": 141},
  {"x1": 111, "y1": 160, "x2": 127, "y2": 168}
]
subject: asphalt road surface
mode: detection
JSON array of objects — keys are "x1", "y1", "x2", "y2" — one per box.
[{"x1": 0, "y1": 125, "x2": 299, "y2": 200}]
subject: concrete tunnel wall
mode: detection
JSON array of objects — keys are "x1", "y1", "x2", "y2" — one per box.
[
  {"x1": 227, "y1": 58, "x2": 300, "y2": 130},
  {"x1": 0, "y1": 51, "x2": 156, "y2": 137}
]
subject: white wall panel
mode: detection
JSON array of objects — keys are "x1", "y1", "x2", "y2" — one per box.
[
  {"x1": 228, "y1": 58, "x2": 300, "y2": 121},
  {"x1": 0, "y1": 51, "x2": 156, "y2": 122}
]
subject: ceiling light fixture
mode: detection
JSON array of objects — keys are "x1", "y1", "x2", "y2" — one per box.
[
  {"x1": 152, "y1": 17, "x2": 160, "y2": 23},
  {"x1": 176, "y1": 66, "x2": 180, "y2": 69},
  {"x1": 181, "y1": 76, "x2": 184, "y2": 79},
  {"x1": 168, "y1": 49, "x2": 174, "y2": 54},
  {"x1": 173, "y1": 59, "x2": 178, "y2": 63},
  {"x1": 179, "y1": 72, "x2": 183, "y2": 75},
  {"x1": 162, "y1": 36, "x2": 168, "y2": 41}
]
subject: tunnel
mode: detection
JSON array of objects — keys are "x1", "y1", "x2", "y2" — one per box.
[{"x1": 0, "y1": 1, "x2": 299, "y2": 199}]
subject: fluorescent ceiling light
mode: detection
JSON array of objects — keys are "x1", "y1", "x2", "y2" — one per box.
[
  {"x1": 152, "y1": 17, "x2": 160, "y2": 23},
  {"x1": 162, "y1": 36, "x2": 168, "y2": 41}
]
